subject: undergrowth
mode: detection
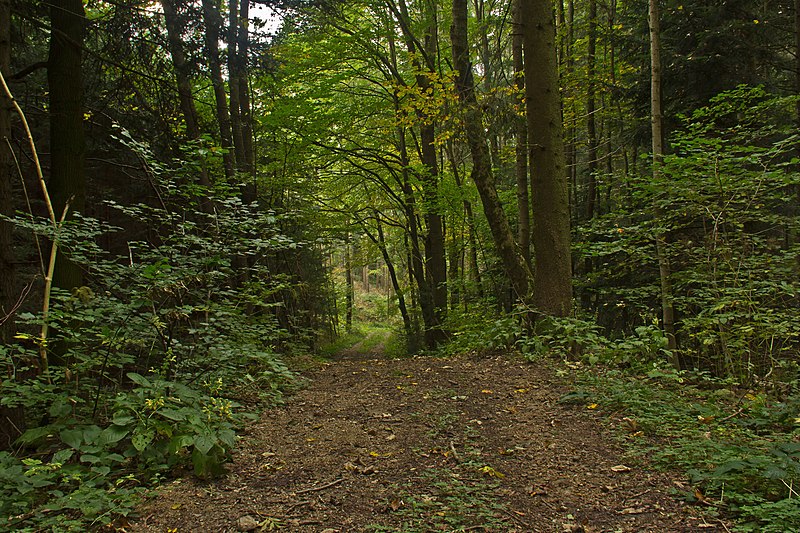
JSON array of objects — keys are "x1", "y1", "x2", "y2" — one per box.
[{"x1": 521, "y1": 314, "x2": 800, "y2": 532}]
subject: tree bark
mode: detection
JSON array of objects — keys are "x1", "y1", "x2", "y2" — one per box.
[
  {"x1": 0, "y1": 0, "x2": 12, "y2": 342},
  {"x1": 513, "y1": 0, "x2": 531, "y2": 267},
  {"x1": 345, "y1": 231, "x2": 353, "y2": 331},
  {"x1": 200, "y1": 0, "x2": 235, "y2": 181},
  {"x1": 649, "y1": 0, "x2": 679, "y2": 361},
  {"x1": 228, "y1": 0, "x2": 246, "y2": 171},
  {"x1": 393, "y1": 0, "x2": 447, "y2": 346},
  {"x1": 585, "y1": 0, "x2": 598, "y2": 220},
  {"x1": 521, "y1": 0, "x2": 572, "y2": 316},
  {"x1": 451, "y1": 0, "x2": 532, "y2": 302},
  {"x1": 0, "y1": 0, "x2": 24, "y2": 452},
  {"x1": 161, "y1": 0, "x2": 212, "y2": 190},
  {"x1": 237, "y1": 0, "x2": 256, "y2": 201},
  {"x1": 48, "y1": 0, "x2": 86, "y2": 290}
]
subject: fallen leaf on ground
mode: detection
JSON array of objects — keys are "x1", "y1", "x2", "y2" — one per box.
[{"x1": 610, "y1": 465, "x2": 631, "y2": 472}]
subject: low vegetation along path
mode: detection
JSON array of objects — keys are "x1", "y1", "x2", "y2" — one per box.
[{"x1": 130, "y1": 344, "x2": 722, "y2": 532}]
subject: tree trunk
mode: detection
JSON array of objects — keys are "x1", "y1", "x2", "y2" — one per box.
[
  {"x1": 585, "y1": 0, "x2": 598, "y2": 220},
  {"x1": 376, "y1": 214, "x2": 412, "y2": 338},
  {"x1": 393, "y1": 0, "x2": 447, "y2": 346},
  {"x1": 513, "y1": 0, "x2": 531, "y2": 267},
  {"x1": 345, "y1": 231, "x2": 353, "y2": 331},
  {"x1": 0, "y1": 0, "x2": 12, "y2": 343},
  {"x1": 521, "y1": 0, "x2": 572, "y2": 316},
  {"x1": 161, "y1": 0, "x2": 212, "y2": 190},
  {"x1": 649, "y1": 0, "x2": 679, "y2": 361},
  {"x1": 228, "y1": 0, "x2": 246, "y2": 171},
  {"x1": 200, "y1": 0, "x2": 234, "y2": 181},
  {"x1": 237, "y1": 0, "x2": 256, "y2": 202},
  {"x1": 48, "y1": 0, "x2": 86, "y2": 291},
  {"x1": 451, "y1": 0, "x2": 532, "y2": 303},
  {"x1": 0, "y1": 0, "x2": 24, "y2": 452}
]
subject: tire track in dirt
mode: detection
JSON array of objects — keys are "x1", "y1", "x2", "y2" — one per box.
[{"x1": 129, "y1": 353, "x2": 724, "y2": 532}]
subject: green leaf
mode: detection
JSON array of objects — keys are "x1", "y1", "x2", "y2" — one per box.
[
  {"x1": 60, "y1": 429, "x2": 84, "y2": 450},
  {"x1": 193, "y1": 432, "x2": 216, "y2": 455},
  {"x1": 159, "y1": 408, "x2": 187, "y2": 422},
  {"x1": 98, "y1": 425, "x2": 130, "y2": 446},
  {"x1": 80, "y1": 454, "x2": 101, "y2": 464},
  {"x1": 126, "y1": 372, "x2": 152, "y2": 388},
  {"x1": 131, "y1": 429, "x2": 155, "y2": 452},
  {"x1": 52, "y1": 449, "x2": 74, "y2": 465},
  {"x1": 16, "y1": 426, "x2": 53, "y2": 445},
  {"x1": 91, "y1": 465, "x2": 111, "y2": 476},
  {"x1": 111, "y1": 414, "x2": 135, "y2": 426}
]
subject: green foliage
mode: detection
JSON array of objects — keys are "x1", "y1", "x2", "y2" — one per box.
[
  {"x1": 0, "y1": 135, "x2": 306, "y2": 530},
  {"x1": 577, "y1": 86, "x2": 800, "y2": 382},
  {"x1": 441, "y1": 307, "x2": 521, "y2": 357},
  {"x1": 566, "y1": 366, "x2": 800, "y2": 531}
]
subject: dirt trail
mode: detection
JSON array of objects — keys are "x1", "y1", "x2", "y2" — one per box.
[{"x1": 129, "y1": 346, "x2": 722, "y2": 532}]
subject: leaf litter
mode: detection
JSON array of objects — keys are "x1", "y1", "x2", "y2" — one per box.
[{"x1": 128, "y1": 348, "x2": 726, "y2": 532}]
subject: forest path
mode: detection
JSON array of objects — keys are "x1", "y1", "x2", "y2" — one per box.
[{"x1": 130, "y1": 350, "x2": 722, "y2": 532}]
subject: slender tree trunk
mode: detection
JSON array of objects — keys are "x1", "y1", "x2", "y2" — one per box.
[
  {"x1": 393, "y1": 0, "x2": 447, "y2": 346},
  {"x1": 649, "y1": 0, "x2": 679, "y2": 362},
  {"x1": 228, "y1": 0, "x2": 246, "y2": 171},
  {"x1": 48, "y1": 0, "x2": 86, "y2": 291},
  {"x1": 446, "y1": 140, "x2": 484, "y2": 300},
  {"x1": 161, "y1": 0, "x2": 211, "y2": 191},
  {"x1": 522, "y1": 0, "x2": 572, "y2": 316},
  {"x1": 585, "y1": 0, "x2": 598, "y2": 220},
  {"x1": 513, "y1": 0, "x2": 531, "y2": 267},
  {"x1": 452, "y1": 0, "x2": 532, "y2": 302},
  {"x1": 376, "y1": 215, "x2": 412, "y2": 338},
  {"x1": 237, "y1": 0, "x2": 256, "y2": 200},
  {"x1": 200, "y1": 0, "x2": 234, "y2": 181},
  {"x1": 345, "y1": 231, "x2": 353, "y2": 331}
]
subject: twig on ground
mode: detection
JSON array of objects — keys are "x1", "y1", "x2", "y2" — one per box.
[
  {"x1": 295, "y1": 478, "x2": 343, "y2": 495},
  {"x1": 449, "y1": 441, "x2": 460, "y2": 462},
  {"x1": 285, "y1": 500, "x2": 313, "y2": 514},
  {"x1": 719, "y1": 408, "x2": 744, "y2": 423}
]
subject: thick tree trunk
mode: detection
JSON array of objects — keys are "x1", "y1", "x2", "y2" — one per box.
[
  {"x1": 521, "y1": 0, "x2": 572, "y2": 316},
  {"x1": 0, "y1": 0, "x2": 12, "y2": 342},
  {"x1": 649, "y1": 0, "x2": 679, "y2": 362},
  {"x1": 48, "y1": 0, "x2": 86, "y2": 291},
  {"x1": 0, "y1": 0, "x2": 24, "y2": 451},
  {"x1": 200, "y1": 0, "x2": 235, "y2": 181},
  {"x1": 513, "y1": 0, "x2": 531, "y2": 267},
  {"x1": 451, "y1": 0, "x2": 532, "y2": 302}
]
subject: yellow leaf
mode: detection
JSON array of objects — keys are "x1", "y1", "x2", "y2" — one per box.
[
  {"x1": 481, "y1": 389, "x2": 493, "y2": 394},
  {"x1": 587, "y1": 403, "x2": 599, "y2": 410},
  {"x1": 478, "y1": 465, "x2": 505, "y2": 479}
]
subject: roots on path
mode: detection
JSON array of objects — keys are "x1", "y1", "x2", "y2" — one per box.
[{"x1": 129, "y1": 348, "x2": 722, "y2": 532}]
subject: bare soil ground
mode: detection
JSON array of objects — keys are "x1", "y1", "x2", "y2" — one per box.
[{"x1": 127, "y1": 337, "x2": 723, "y2": 532}]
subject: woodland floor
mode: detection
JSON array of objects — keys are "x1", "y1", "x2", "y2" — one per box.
[{"x1": 127, "y1": 331, "x2": 726, "y2": 532}]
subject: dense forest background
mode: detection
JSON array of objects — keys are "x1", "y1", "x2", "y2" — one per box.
[{"x1": 1, "y1": 0, "x2": 799, "y2": 530}]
